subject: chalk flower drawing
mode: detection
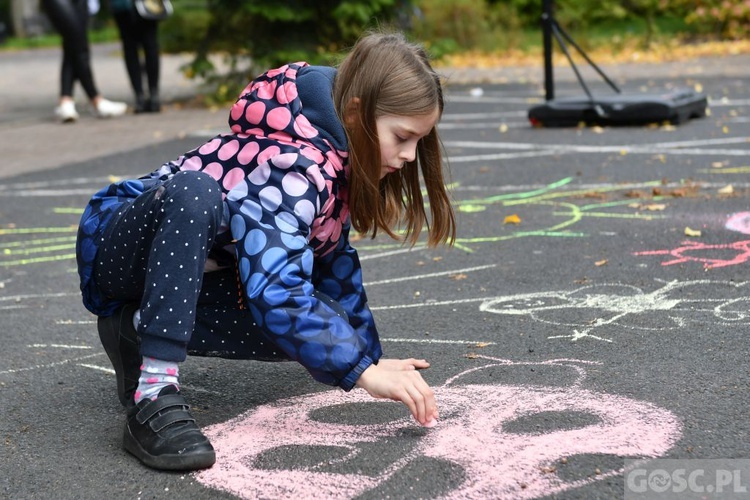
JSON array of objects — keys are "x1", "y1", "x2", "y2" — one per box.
[
  {"x1": 194, "y1": 357, "x2": 681, "y2": 499},
  {"x1": 479, "y1": 280, "x2": 750, "y2": 342}
]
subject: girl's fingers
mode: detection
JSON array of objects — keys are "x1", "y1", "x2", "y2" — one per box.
[{"x1": 405, "y1": 384, "x2": 427, "y2": 424}]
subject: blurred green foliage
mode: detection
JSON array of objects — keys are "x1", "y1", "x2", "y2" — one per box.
[
  {"x1": 163, "y1": 0, "x2": 747, "y2": 101},
  {"x1": 161, "y1": 0, "x2": 404, "y2": 103},
  {"x1": 2, "y1": 0, "x2": 746, "y2": 101}
]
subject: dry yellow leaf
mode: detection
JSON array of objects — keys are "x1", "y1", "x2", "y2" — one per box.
[
  {"x1": 630, "y1": 203, "x2": 666, "y2": 211},
  {"x1": 504, "y1": 214, "x2": 521, "y2": 225},
  {"x1": 473, "y1": 342, "x2": 491, "y2": 348},
  {"x1": 718, "y1": 185, "x2": 734, "y2": 194},
  {"x1": 684, "y1": 227, "x2": 702, "y2": 237},
  {"x1": 450, "y1": 273, "x2": 468, "y2": 281},
  {"x1": 595, "y1": 259, "x2": 608, "y2": 267},
  {"x1": 643, "y1": 204, "x2": 667, "y2": 211}
]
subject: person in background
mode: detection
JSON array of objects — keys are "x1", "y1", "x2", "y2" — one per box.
[
  {"x1": 77, "y1": 30, "x2": 455, "y2": 471},
  {"x1": 110, "y1": 0, "x2": 163, "y2": 113},
  {"x1": 41, "y1": 0, "x2": 127, "y2": 122}
]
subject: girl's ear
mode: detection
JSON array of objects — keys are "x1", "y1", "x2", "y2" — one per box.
[{"x1": 344, "y1": 97, "x2": 361, "y2": 127}]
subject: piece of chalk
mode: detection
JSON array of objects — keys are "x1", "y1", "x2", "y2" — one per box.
[{"x1": 423, "y1": 418, "x2": 438, "y2": 428}]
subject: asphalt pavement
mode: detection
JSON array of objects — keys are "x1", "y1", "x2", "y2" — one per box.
[{"x1": 1, "y1": 42, "x2": 749, "y2": 499}]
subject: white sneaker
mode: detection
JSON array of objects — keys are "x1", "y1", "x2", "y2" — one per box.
[
  {"x1": 54, "y1": 100, "x2": 79, "y2": 123},
  {"x1": 95, "y1": 98, "x2": 128, "y2": 118}
]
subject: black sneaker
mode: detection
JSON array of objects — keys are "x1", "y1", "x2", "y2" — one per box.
[
  {"x1": 97, "y1": 303, "x2": 142, "y2": 407},
  {"x1": 123, "y1": 385, "x2": 216, "y2": 471}
]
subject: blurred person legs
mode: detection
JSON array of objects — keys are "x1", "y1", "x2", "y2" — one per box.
[
  {"x1": 42, "y1": 0, "x2": 127, "y2": 122},
  {"x1": 112, "y1": 2, "x2": 162, "y2": 113}
]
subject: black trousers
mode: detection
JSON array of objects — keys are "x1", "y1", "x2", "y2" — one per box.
[
  {"x1": 41, "y1": 0, "x2": 99, "y2": 99},
  {"x1": 113, "y1": 8, "x2": 160, "y2": 98}
]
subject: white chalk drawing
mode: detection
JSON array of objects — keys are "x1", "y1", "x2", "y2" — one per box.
[
  {"x1": 479, "y1": 279, "x2": 750, "y2": 342},
  {"x1": 194, "y1": 356, "x2": 681, "y2": 499}
]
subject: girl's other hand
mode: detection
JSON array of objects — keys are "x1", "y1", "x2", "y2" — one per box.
[
  {"x1": 377, "y1": 358, "x2": 430, "y2": 371},
  {"x1": 355, "y1": 360, "x2": 438, "y2": 427}
]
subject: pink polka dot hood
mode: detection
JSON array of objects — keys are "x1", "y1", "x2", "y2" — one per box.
[{"x1": 77, "y1": 63, "x2": 382, "y2": 390}]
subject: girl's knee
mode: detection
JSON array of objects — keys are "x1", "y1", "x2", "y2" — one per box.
[{"x1": 161, "y1": 171, "x2": 223, "y2": 224}]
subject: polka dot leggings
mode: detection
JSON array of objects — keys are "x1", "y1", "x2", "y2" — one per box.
[
  {"x1": 94, "y1": 171, "x2": 224, "y2": 362},
  {"x1": 94, "y1": 170, "x2": 346, "y2": 364}
]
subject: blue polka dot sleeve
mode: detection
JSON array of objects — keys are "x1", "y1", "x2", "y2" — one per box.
[
  {"x1": 227, "y1": 156, "x2": 380, "y2": 391},
  {"x1": 313, "y1": 223, "x2": 382, "y2": 372}
]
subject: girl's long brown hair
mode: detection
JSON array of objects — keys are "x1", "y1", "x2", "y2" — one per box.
[{"x1": 333, "y1": 31, "x2": 456, "y2": 247}]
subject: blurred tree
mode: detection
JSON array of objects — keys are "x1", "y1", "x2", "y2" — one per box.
[
  {"x1": 181, "y1": 0, "x2": 402, "y2": 103},
  {"x1": 675, "y1": 0, "x2": 750, "y2": 39},
  {"x1": 10, "y1": 0, "x2": 42, "y2": 38}
]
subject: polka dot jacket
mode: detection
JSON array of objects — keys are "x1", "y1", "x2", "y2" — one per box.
[{"x1": 77, "y1": 63, "x2": 383, "y2": 390}]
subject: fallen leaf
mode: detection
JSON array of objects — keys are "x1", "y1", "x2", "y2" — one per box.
[
  {"x1": 432, "y1": 256, "x2": 443, "y2": 262},
  {"x1": 465, "y1": 353, "x2": 479, "y2": 359},
  {"x1": 643, "y1": 203, "x2": 667, "y2": 211},
  {"x1": 595, "y1": 259, "x2": 608, "y2": 267},
  {"x1": 718, "y1": 185, "x2": 734, "y2": 194},
  {"x1": 499, "y1": 123, "x2": 509, "y2": 133},
  {"x1": 450, "y1": 273, "x2": 468, "y2": 281},
  {"x1": 473, "y1": 342, "x2": 491, "y2": 348},
  {"x1": 504, "y1": 214, "x2": 521, "y2": 225},
  {"x1": 591, "y1": 126, "x2": 605, "y2": 134},
  {"x1": 684, "y1": 227, "x2": 702, "y2": 237},
  {"x1": 576, "y1": 191, "x2": 608, "y2": 200},
  {"x1": 624, "y1": 190, "x2": 649, "y2": 198},
  {"x1": 629, "y1": 203, "x2": 666, "y2": 211}
]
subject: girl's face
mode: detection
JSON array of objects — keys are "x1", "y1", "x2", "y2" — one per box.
[{"x1": 375, "y1": 109, "x2": 440, "y2": 179}]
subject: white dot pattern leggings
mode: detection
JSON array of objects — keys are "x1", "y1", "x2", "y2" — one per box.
[{"x1": 93, "y1": 171, "x2": 277, "y2": 361}]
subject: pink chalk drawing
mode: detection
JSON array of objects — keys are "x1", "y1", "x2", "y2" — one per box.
[
  {"x1": 478, "y1": 279, "x2": 750, "y2": 342},
  {"x1": 194, "y1": 357, "x2": 681, "y2": 499},
  {"x1": 634, "y1": 240, "x2": 750, "y2": 268},
  {"x1": 726, "y1": 212, "x2": 750, "y2": 235}
]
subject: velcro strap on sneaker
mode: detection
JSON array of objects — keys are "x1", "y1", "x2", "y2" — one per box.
[
  {"x1": 136, "y1": 394, "x2": 190, "y2": 425},
  {"x1": 149, "y1": 410, "x2": 196, "y2": 432}
]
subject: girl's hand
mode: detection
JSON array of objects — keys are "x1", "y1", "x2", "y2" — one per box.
[
  {"x1": 377, "y1": 358, "x2": 430, "y2": 371},
  {"x1": 355, "y1": 360, "x2": 438, "y2": 427}
]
